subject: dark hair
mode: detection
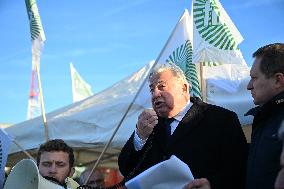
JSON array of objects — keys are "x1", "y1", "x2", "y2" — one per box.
[
  {"x1": 253, "y1": 43, "x2": 284, "y2": 78},
  {"x1": 37, "y1": 139, "x2": 75, "y2": 168}
]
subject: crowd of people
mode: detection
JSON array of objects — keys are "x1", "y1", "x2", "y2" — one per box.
[{"x1": 4, "y1": 43, "x2": 284, "y2": 189}]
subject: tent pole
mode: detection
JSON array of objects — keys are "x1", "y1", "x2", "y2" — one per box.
[{"x1": 199, "y1": 62, "x2": 207, "y2": 102}]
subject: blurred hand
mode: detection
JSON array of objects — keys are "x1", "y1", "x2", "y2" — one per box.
[
  {"x1": 137, "y1": 109, "x2": 158, "y2": 140},
  {"x1": 183, "y1": 178, "x2": 211, "y2": 189}
]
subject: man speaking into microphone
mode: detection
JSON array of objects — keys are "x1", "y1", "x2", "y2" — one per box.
[{"x1": 118, "y1": 62, "x2": 247, "y2": 189}]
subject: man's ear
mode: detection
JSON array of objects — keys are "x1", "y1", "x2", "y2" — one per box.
[
  {"x1": 183, "y1": 83, "x2": 189, "y2": 93},
  {"x1": 275, "y1": 73, "x2": 284, "y2": 88},
  {"x1": 69, "y1": 167, "x2": 75, "y2": 177}
]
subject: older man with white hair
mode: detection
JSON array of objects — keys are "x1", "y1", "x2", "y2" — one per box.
[{"x1": 119, "y1": 62, "x2": 247, "y2": 189}]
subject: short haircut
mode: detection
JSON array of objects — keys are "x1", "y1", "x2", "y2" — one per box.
[
  {"x1": 148, "y1": 62, "x2": 191, "y2": 89},
  {"x1": 37, "y1": 139, "x2": 75, "y2": 168},
  {"x1": 253, "y1": 43, "x2": 284, "y2": 78}
]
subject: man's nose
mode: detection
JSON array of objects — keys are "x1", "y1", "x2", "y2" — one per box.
[
  {"x1": 152, "y1": 88, "x2": 161, "y2": 97},
  {"x1": 49, "y1": 164, "x2": 57, "y2": 173},
  {"x1": 247, "y1": 80, "x2": 253, "y2": 90}
]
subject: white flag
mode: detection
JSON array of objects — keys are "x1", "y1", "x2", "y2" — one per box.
[
  {"x1": 192, "y1": 0, "x2": 246, "y2": 65},
  {"x1": 26, "y1": 0, "x2": 45, "y2": 120},
  {"x1": 70, "y1": 63, "x2": 93, "y2": 102},
  {"x1": 0, "y1": 129, "x2": 12, "y2": 188},
  {"x1": 136, "y1": 9, "x2": 201, "y2": 106},
  {"x1": 27, "y1": 69, "x2": 41, "y2": 120}
]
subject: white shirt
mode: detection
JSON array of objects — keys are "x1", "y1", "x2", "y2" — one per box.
[{"x1": 133, "y1": 101, "x2": 192, "y2": 151}]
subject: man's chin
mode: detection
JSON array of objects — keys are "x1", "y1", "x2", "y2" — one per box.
[
  {"x1": 253, "y1": 99, "x2": 265, "y2": 106},
  {"x1": 43, "y1": 176, "x2": 64, "y2": 186},
  {"x1": 253, "y1": 98, "x2": 260, "y2": 105},
  {"x1": 155, "y1": 109, "x2": 169, "y2": 118}
]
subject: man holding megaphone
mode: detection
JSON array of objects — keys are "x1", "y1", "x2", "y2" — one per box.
[
  {"x1": 36, "y1": 139, "x2": 79, "y2": 189},
  {"x1": 4, "y1": 139, "x2": 79, "y2": 189}
]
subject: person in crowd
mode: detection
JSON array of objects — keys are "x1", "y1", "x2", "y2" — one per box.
[
  {"x1": 245, "y1": 43, "x2": 284, "y2": 189},
  {"x1": 118, "y1": 62, "x2": 247, "y2": 189},
  {"x1": 37, "y1": 139, "x2": 79, "y2": 189},
  {"x1": 79, "y1": 168, "x2": 105, "y2": 188}
]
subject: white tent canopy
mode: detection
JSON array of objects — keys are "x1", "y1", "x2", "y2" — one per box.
[
  {"x1": 5, "y1": 60, "x2": 254, "y2": 166},
  {"x1": 5, "y1": 61, "x2": 155, "y2": 166}
]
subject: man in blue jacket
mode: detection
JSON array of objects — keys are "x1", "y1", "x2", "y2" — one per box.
[{"x1": 245, "y1": 43, "x2": 284, "y2": 189}]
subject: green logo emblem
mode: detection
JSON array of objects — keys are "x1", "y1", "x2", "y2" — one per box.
[
  {"x1": 193, "y1": 0, "x2": 237, "y2": 50},
  {"x1": 202, "y1": 61, "x2": 222, "y2": 66},
  {"x1": 166, "y1": 40, "x2": 201, "y2": 98},
  {"x1": 26, "y1": 0, "x2": 44, "y2": 40}
]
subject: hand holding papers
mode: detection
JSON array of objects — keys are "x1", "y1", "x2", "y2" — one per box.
[{"x1": 126, "y1": 155, "x2": 194, "y2": 189}]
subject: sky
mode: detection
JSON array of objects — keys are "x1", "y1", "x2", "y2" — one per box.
[{"x1": 0, "y1": 0, "x2": 284, "y2": 124}]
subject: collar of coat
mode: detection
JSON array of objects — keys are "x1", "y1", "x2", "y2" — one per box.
[
  {"x1": 245, "y1": 90, "x2": 284, "y2": 117},
  {"x1": 154, "y1": 97, "x2": 208, "y2": 150}
]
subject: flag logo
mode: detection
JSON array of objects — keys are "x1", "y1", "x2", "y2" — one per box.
[
  {"x1": 193, "y1": 0, "x2": 237, "y2": 50},
  {"x1": 202, "y1": 61, "x2": 222, "y2": 66},
  {"x1": 26, "y1": 0, "x2": 44, "y2": 40},
  {"x1": 166, "y1": 40, "x2": 201, "y2": 98},
  {"x1": 167, "y1": 40, "x2": 191, "y2": 72}
]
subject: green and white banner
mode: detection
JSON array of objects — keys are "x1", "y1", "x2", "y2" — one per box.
[
  {"x1": 26, "y1": 0, "x2": 45, "y2": 65},
  {"x1": 136, "y1": 9, "x2": 201, "y2": 107},
  {"x1": 192, "y1": 0, "x2": 246, "y2": 65},
  {"x1": 70, "y1": 63, "x2": 93, "y2": 102},
  {"x1": 25, "y1": 0, "x2": 45, "y2": 120},
  {"x1": 155, "y1": 9, "x2": 201, "y2": 98}
]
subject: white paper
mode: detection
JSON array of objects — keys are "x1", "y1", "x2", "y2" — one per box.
[{"x1": 126, "y1": 155, "x2": 194, "y2": 189}]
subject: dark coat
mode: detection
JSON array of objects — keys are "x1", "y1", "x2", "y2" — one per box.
[
  {"x1": 246, "y1": 91, "x2": 284, "y2": 189},
  {"x1": 118, "y1": 97, "x2": 248, "y2": 189}
]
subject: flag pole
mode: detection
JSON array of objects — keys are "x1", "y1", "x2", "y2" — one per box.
[
  {"x1": 25, "y1": 0, "x2": 48, "y2": 141},
  {"x1": 199, "y1": 62, "x2": 207, "y2": 102},
  {"x1": 84, "y1": 10, "x2": 187, "y2": 185},
  {"x1": 35, "y1": 63, "x2": 49, "y2": 141},
  {"x1": 13, "y1": 139, "x2": 35, "y2": 161}
]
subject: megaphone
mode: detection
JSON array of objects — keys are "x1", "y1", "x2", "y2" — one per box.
[{"x1": 4, "y1": 159, "x2": 65, "y2": 189}]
